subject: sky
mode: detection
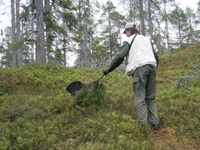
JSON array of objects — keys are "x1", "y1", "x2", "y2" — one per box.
[
  {"x1": 0, "y1": 0, "x2": 199, "y2": 31},
  {"x1": 101, "y1": 0, "x2": 199, "y2": 9}
]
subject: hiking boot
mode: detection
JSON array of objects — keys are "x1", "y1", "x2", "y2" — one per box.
[{"x1": 151, "y1": 124, "x2": 159, "y2": 130}]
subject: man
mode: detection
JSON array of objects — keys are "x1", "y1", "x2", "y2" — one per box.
[{"x1": 103, "y1": 22, "x2": 159, "y2": 129}]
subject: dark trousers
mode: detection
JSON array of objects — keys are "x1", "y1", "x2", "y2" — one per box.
[{"x1": 132, "y1": 64, "x2": 159, "y2": 125}]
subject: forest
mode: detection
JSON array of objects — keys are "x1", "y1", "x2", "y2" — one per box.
[{"x1": 0, "y1": 0, "x2": 199, "y2": 67}]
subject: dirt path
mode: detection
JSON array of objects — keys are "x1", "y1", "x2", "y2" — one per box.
[{"x1": 151, "y1": 127, "x2": 198, "y2": 150}]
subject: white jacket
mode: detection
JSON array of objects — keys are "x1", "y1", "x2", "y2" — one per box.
[{"x1": 123, "y1": 34, "x2": 157, "y2": 73}]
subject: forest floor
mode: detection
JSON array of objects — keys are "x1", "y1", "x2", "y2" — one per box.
[{"x1": 0, "y1": 45, "x2": 200, "y2": 149}]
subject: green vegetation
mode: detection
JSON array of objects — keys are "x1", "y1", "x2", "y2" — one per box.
[
  {"x1": 0, "y1": 46, "x2": 200, "y2": 149},
  {"x1": 74, "y1": 82, "x2": 106, "y2": 109}
]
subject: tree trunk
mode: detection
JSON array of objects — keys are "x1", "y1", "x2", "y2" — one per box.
[
  {"x1": 16, "y1": 0, "x2": 22, "y2": 66},
  {"x1": 62, "y1": 12, "x2": 69, "y2": 66},
  {"x1": 178, "y1": 23, "x2": 182, "y2": 47},
  {"x1": 35, "y1": 0, "x2": 46, "y2": 64},
  {"x1": 11, "y1": 0, "x2": 16, "y2": 67},
  {"x1": 31, "y1": 7, "x2": 35, "y2": 62},
  {"x1": 129, "y1": 0, "x2": 133, "y2": 22},
  {"x1": 45, "y1": 0, "x2": 52, "y2": 61},
  {"x1": 77, "y1": 0, "x2": 92, "y2": 67},
  {"x1": 139, "y1": 0, "x2": 145, "y2": 35},
  {"x1": 108, "y1": 9, "x2": 113, "y2": 59},
  {"x1": 147, "y1": 0, "x2": 153, "y2": 37},
  {"x1": 163, "y1": 0, "x2": 170, "y2": 50},
  {"x1": 77, "y1": 0, "x2": 83, "y2": 66},
  {"x1": 198, "y1": 0, "x2": 200, "y2": 19}
]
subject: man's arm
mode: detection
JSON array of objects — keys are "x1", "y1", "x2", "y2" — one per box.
[{"x1": 104, "y1": 41, "x2": 130, "y2": 75}]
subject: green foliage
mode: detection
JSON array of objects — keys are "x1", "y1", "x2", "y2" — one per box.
[
  {"x1": 169, "y1": 6, "x2": 189, "y2": 41},
  {"x1": 91, "y1": 37, "x2": 108, "y2": 65},
  {"x1": 74, "y1": 82, "x2": 106, "y2": 109},
  {"x1": 0, "y1": 47, "x2": 200, "y2": 149},
  {"x1": 169, "y1": 6, "x2": 187, "y2": 25},
  {"x1": 99, "y1": 1, "x2": 125, "y2": 59},
  {"x1": 0, "y1": 81, "x2": 11, "y2": 95}
]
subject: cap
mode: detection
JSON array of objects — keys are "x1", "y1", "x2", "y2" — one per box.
[{"x1": 123, "y1": 22, "x2": 137, "y2": 34}]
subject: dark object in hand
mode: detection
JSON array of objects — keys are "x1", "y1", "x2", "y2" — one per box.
[{"x1": 103, "y1": 70, "x2": 109, "y2": 75}]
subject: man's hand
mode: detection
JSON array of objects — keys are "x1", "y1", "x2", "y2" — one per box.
[{"x1": 103, "y1": 70, "x2": 109, "y2": 75}]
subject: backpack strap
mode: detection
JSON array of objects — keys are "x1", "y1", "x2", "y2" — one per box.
[
  {"x1": 129, "y1": 34, "x2": 137, "y2": 50},
  {"x1": 125, "y1": 34, "x2": 137, "y2": 65}
]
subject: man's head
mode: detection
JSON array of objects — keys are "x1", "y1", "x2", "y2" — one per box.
[{"x1": 123, "y1": 22, "x2": 139, "y2": 37}]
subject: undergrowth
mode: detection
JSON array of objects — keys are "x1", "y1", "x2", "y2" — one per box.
[
  {"x1": 74, "y1": 82, "x2": 106, "y2": 109},
  {"x1": 0, "y1": 46, "x2": 199, "y2": 149}
]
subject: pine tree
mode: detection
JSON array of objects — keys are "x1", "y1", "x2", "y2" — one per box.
[
  {"x1": 11, "y1": 0, "x2": 16, "y2": 66},
  {"x1": 75, "y1": 0, "x2": 96, "y2": 67},
  {"x1": 35, "y1": 0, "x2": 46, "y2": 64},
  {"x1": 185, "y1": 7, "x2": 196, "y2": 44},
  {"x1": 16, "y1": 0, "x2": 22, "y2": 66},
  {"x1": 100, "y1": 1, "x2": 124, "y2": 61}
]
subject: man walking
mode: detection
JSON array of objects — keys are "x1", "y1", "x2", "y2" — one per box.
[{"x1": 103, "y1": 22, "x2": 159, "y2": 129}]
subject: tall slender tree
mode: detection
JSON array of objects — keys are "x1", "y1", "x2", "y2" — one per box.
[
  {"x1": 198, "y1": 0, "x2": 200, "y2": 18},
  {"x1": 185, "y1": 7, "x2": 196, "y2": 44},
  {"x1": 59, "y1": 0, "x2": 77, "y2": 66},
  {"x1": 139, "y1": 0, "x2": 146, "y2": 35},
  {"x1": 16, "y1": 0, "x2": 22, "y2": 66},
  {"x1": 100, "y1": 1, "x2": 124, "y2": 60},
  {"x1": 35, "y1": 0, "x2": 46, "y2": 64},
  {"x1": 169, "y1": 6, "x2": 188, "y2": 47},
  {"x1": 75, "y1": 0, "x2": 95, "y2": 66},
  {"x1": 44, "y1": 0, "x2": 53, "y2": 59},
  {"x1": 11, "y1": 0, "x2": 16, "y2": 66}
]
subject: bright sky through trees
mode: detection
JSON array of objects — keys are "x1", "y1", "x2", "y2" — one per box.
[{"x1": 0, "y1": 0, "x2": 199, "y2": 30}]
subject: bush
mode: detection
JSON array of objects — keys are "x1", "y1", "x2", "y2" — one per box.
[{"x1": 74, "y1": 82, "x2": 106, "y2": 109}]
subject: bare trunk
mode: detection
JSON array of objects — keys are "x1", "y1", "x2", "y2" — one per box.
[
  {"x1": 147, "y1": 0, "x2": 153, "y2": 37},
  {"x1": 16, "y1": 0, "x2": 22, "y2": 66},
  {"x1": 35, "y1": 0, "x2": 46, "y2": 64},
  {"x1": 129, "y1": 0, "x2": 133, "y2": 22},
  {"x1": 139, "y1": 0, "x2": 145, "y2": 35},
  {"x1": 77, "y1": 0, "x2": 92, "y2": 67},
  {"x1": 62, "y1": 16, "x2": 69, "y2": 66},
  {"x1": 63, "y1": 36, "x2": 67, "y2": 66},
  {"x1": 30, "y1": 0, "x2": 35, "y2": 62},
  {"x1": 108, "y1": 10, "x2": 113, "y2": 59},
  {"x1": 31, "y1": 11, "x2": 35, "y2": 62},
  {"x1": 45, "y1": 0, "x2": 52, "y2": 61},
  {"x1": 178, "y1": 23, "x2": 182, "y2": 47},
  {"x1": 11, "y1": 0, "x2": 16, "y2": 67},
  {"x1": 164, "y1": 0, "x2": 170, "y2": 50},
  {"x1": 78, "y1": 0, "x2": 83, "y2": 66}
]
